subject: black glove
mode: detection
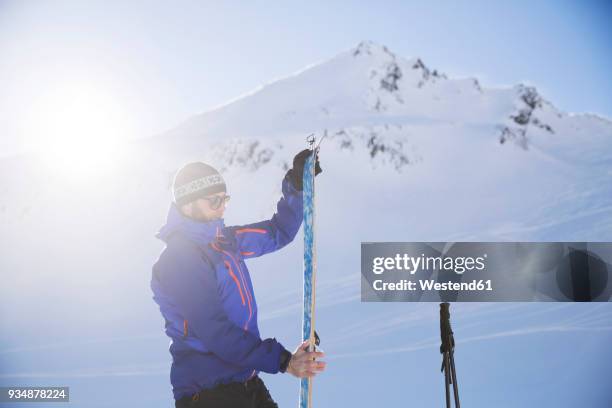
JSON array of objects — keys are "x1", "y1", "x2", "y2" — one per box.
[{"x1": 286, "y1": 149, "x2": 322, "y2": 191}]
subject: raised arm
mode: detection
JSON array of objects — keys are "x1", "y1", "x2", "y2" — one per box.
[
  {"x1": 230, "y1": 174, "x2": 302, "y2": 259},
  {"x1": 230, "y1": 149, "x2": 322, "y2": 259}
]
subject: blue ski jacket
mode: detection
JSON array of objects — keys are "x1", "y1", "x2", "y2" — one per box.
[{"x1": 151, "y1": 175, "x2": 303, "y2": 400}]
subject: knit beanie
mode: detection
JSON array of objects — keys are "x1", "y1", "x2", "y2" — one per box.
[{"x1": 172, "y1": 162, "x2": 226, "y2": 207}]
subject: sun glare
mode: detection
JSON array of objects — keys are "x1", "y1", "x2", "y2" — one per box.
[{"x1": 31, "y1": 82, "x2": 132, "y2": 179}]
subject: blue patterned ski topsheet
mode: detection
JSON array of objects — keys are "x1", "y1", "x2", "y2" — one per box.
[{"x1": 299, "y1": 151, "x2": 315, "y2": 408}]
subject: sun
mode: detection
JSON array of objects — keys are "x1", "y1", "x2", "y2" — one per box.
[{"x1": 31, "y1": 82, "x2": 132, "y2": 180}]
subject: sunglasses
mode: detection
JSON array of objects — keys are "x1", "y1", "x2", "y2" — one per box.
[{"x1": 202, "y1": 194, "x2": 231, "y2": 210}]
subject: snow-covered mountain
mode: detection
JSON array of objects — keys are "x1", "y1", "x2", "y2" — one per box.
[
  {"x1": 150, "y1": 40, "x2": 611, "y2": 172},
  {"x1": 1, "y1": 41, "x2": 611, "y2": 408},
  {"x1": 134, "y1": 40, "x2": 612, "y2": 243}
]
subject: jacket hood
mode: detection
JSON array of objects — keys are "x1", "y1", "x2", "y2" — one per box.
[{"x1": 156, "y1": 203, "x2": 225, "y2": 246}]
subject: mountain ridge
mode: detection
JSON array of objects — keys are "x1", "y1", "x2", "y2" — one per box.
[{"x1": 145, "y1": 41, "x2": 609, "y2": 177}]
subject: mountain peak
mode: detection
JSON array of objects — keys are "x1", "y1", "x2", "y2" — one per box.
[
  {"x1": 157, "y1": 40, "x2": 612, "y2": 167},
  {"x1": 352, "y1": 40, "x2": 395, "y2": 59}
]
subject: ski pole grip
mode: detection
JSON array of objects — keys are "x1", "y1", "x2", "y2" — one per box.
[
  {"x1": 439, "y1": 302, "x2": 453, "y2": 353},
  {"x1": 440, "y1": 302, "x2": 451, "y2": 322}
]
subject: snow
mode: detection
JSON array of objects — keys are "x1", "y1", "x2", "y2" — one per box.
[{"x1": 0, "y1": 40, "x2": 611, "y2": 407}]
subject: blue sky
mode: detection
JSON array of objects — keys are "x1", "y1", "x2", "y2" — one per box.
[{"x1": 0, "y1": 0, "x2": 611, "y2": 155}]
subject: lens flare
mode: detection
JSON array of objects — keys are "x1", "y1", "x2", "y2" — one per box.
[{"x1": 30, "y1": 82, "x2": 131, "y2": 179}]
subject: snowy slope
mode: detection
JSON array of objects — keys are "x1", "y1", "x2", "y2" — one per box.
[
  {"x1": 1, "y1": 41, "x2": 611, "y2": 408},
  {"x1": 142, "y1": 40, "x2": 612, "y2": 241}
]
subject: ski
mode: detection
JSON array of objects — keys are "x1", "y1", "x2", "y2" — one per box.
[{"x1": 299, "y1": 138, "x2": 319, "y2": 408}]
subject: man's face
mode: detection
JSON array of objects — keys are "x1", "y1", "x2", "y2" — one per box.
[{"x1": 182, "y1": 192, "x2": 228, "y2": 221}]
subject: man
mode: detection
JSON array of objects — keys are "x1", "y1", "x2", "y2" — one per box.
[{"x1": 151, "y1": 149, "x2": 326, "y2": 407}]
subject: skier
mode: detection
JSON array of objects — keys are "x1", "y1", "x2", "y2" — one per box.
[{"x1": 151, "y1": 149, "x2": 326, "y2": 408}]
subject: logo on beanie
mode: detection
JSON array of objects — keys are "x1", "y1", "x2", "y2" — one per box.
[{"x1": 174, "y1": 174, "x2": 224, "y2": 200}]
